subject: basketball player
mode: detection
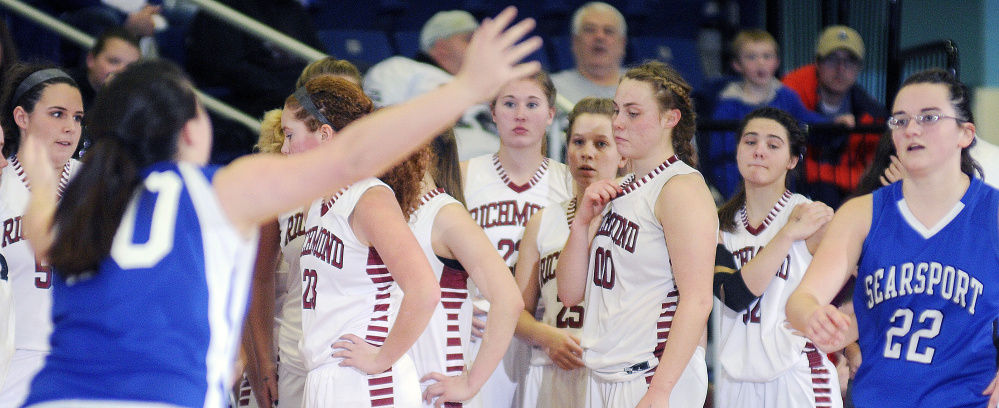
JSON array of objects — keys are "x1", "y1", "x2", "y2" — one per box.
[
  {"x1": 713, "y1": 107, "x2": 839, "y2": 407},
  {"x1": 514, "y1": 97, "x2": 625, "y2": 408},
  {"x1": 17, "y1": 9, "x2": 543, "y2": 406},
  {"x1": 0, "y1": 64, "x2": 83, "y2": 408},
  {"x1": 381, "y1": 129, "x2": 523, "y2": 407},
  {"x1": 0, "y1": 128, "x2": 12, "y2": 395},
  {"x1": 556, "y1": 61, "x2": 713, "y2": 408},
  {"x1": 461, "y1": 70, "x2": 573, "y2": 408},
  {"x1": 787, "y1": 69, "x2": 999, "y2": 407}
]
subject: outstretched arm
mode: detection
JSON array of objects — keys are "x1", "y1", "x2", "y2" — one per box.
[
  {"x1": 215, "y1": 7, "x2": 543, "y2": 233},
  {"x1": 19, "y1": 136, "x2": 58, "y2": 260}
]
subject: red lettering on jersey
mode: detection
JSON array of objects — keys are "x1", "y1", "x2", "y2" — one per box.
[
  {"x1": 595, "y1": 212, "x2": 639, "y2": 253},
  {"x1": 302, "y1": 269, "x2": 318, "y2": 309},
  {"x1": 538, "y1": 251, "x2": 560, "y2": 286},
  {"x1": 34, "y1": 260, "x2": 52, "y2": 289},
  {"x1": 2, "y1": 216, "x2": 23, "y2": 247},
  {"x1": 284, "y1": 212, "x2": 306, "y2": 246},
  {"x1": 732, "y1": 246, "x2": 756, "y2": 268},
  {"x1": 776, "y1": 255, "x2": 790, "y2": 280},
  {"x1": 469, "y1": 200, "x2": 543, "y2": 229},
  {"x1": 300, "y1": 226, "x2": 345, "y2": 268},
  {"x1": 592, "y1": 247, "x2": 615, "y2": 289}
]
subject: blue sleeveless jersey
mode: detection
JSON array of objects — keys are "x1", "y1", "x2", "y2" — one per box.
[
  {"x1": 853, "y1": 177, "x2": 999, "y2": 407},
  {"x1": 24, "y1": 162, "x2": 257, "y2": 408}
]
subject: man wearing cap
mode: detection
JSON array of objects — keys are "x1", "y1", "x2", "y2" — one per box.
[
  {"x1": 783, "y1": 25, "x2": 887, "y2": 208},
  {"x1": 364, "y1": 10, "x2": 499, "y2": 160},
  {"x1": 551, "y1": 2, "x2": 627, "y2": 104}
]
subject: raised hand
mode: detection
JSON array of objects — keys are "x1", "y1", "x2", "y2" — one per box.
[
  {"x1": 453, "y1": 7, "x2": 542, "y2": 103},
  {"x1": 781, "y1": 202, "x2": 834, "y2": 242}
]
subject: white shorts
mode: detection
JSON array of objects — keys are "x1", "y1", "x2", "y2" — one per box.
[
  {"x1": 468, "y1": 336, "x2": 530, "y2": 408},
  {"x1": 520, "y1": 364, "x2": 543, "y2": 408},
  {"x1": 588, "y1": 347, "x2": 707, "y2": 408},
  {"x1": 716, "y1": 344, "x2": 842, "y2": 408},
  {"x1": 304, "y1": 355, "x2": 421, "y2": 408},
  {"x1": 537, "y1": 364, "x2": 587, "y2": 408},
  {"x1": 278, "y1": 357, "x2": 307, "y2": 408},
  {"x1": 0, "y1": 349, "x2": 47, "y2": 408}
]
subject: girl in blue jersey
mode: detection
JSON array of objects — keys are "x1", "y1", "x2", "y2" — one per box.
[
  {"x1": 14, "y1": 7, "x2": 542, "y2": 407},
  {"x1": 787, "y1": 69, "x2": 999, "y2": 407}
]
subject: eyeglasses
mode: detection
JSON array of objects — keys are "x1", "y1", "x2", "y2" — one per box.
[{"x1": 887, "y1": 113, "x2": 965, "y2": 130}]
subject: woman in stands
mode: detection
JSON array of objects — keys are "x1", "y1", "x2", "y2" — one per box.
[{"x1": 16, "y1": 9, "x2": 543, "y2": 406}]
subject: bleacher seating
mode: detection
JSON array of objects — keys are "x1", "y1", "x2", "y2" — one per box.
[
  {"x1": 318, "y1": 29, "x2": 394, "y2": 71},
  {"x1": 627, "y1": 36, "x2": 704, "y2": 89}
]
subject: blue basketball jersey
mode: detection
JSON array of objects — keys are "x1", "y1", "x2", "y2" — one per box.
[
  {"x1": 25, "y1": 162, "x2": 258, "y2": 408},
  {"x1": 853, "y1": 177, "x2": 999, "y2": 407}
]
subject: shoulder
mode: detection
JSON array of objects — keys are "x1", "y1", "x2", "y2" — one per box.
[{"x1": 781, "y1": 64, "x2": 818, "y2": 89}]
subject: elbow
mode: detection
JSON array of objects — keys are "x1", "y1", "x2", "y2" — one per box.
[{"x1": 558, "y1": 289, "x2": 583, "y2": 308}]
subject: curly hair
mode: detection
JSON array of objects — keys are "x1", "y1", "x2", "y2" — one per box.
[
  {"x1": 284, "y1": 76, "x2": 372, "y2": 133},
  {"x1": 379, "y1": 145, "x2": 431, "y2": 221},
  {"x1": 622, "y1": 61, "x2": 697, "y2": 168},
  {"x1": 255, "y1": 109, "x2": 284, "y2": 154}
]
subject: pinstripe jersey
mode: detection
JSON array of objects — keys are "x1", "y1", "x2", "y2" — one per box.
[
  {"x1": 277, "y1": 209, "x2": 307, "y2": 376},
  {"x1": 464, "y1": 154, "x2": 572, "y2": 268},
  {"x1": 0, "y1": 156, "x2": 80, "y2": 353},
  {"x1": 25, "y1": 162, "x2": 258, "y2": 407},
  {"x1": 403, "y1": 189, "x2": 473, "y2": 407},
  {"x1": 299, "y1": 178, "x2": 397, "y2": 371},
  {"x1": 853, "y1": 178, "x2": 999, "y2": 407},
  {"x1": 718, "y1": 191, "x2": 812, "y2": 381},
  {"x1": 530, "y1": 198, "x2": 582, "y2": 366},
  {"x1": 582, "y1": 156, "x2": 703, "y2": 382}
]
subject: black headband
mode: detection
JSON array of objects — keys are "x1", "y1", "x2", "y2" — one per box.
[
  {"x1": 293, "y1": 87, "x2": 335, "y2": 131},
  {"x1": 13, "y1": 68, "x2": 75, "y2": 105}
]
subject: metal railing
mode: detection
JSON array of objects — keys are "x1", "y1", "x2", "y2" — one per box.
[
  {"x1": 179, "y1": 0, "x2": 326, "y2": 63},
  {"x1": 0, "y1": 0, "x2": 262, "y2": 132}
]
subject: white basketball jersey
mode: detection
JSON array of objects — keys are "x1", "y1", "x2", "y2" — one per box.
[
  {"x1": 278, "y1": 209, "x2": 308, "y2": 376},
  {"x1": 403, "y1": 189, "x2": 474, "y2": 402},
  {"x1": 582, "y1": 156, "x2": 704, "y2": 382},
  {"x1": 298, "y1": 178, "x2": 397, "y2": 371},
  {"x1": 718, "y1": 192, "x2": 813, "y2": 382},
  {"x1": 530, "y1": 198, "x2": 583, "y2": 366},
  {"x1": 0, "y1": 156, "x2": 80, "y2": 352},
  {"x1": 464, "y1": 154, "x2": 572, "y2": 269}
]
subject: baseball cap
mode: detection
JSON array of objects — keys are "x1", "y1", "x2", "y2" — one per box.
[
  {"x1": 420, "y1": 10, "x2": 479, "y2": 53},
  {"x1": 816, "y1": 25, "x2": 864, "y2": 60}
]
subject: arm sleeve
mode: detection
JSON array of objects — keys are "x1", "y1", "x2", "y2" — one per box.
[{"x1": 713, "y1": 243, "x2": 759, "y2": 311}]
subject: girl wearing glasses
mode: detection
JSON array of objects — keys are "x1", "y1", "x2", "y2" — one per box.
[{"x1": 787, "y1": 69, "x2": 999, "y2": 407}]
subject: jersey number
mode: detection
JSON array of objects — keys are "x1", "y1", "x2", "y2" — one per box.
[
  {"x1": 556, "y1": 304, "x2": 584, "y2": 329},
  {"x1": 883, "y1": 308, "x2": 943, "y2": 364},
  {"x1": 303, "y1": 269, "x2": 318, "y2": 309},
  {"x1": 111, "y1": 172, "x2": 183, "y2": 269},
  {"x1": 498, "y1": 239, "x2": 520, "y2": 262},
  {"x1": 742, "y1": 298, "x2": 762, "y2": 324},
  {"x1": 34, "y1": 260, "x2": 52, "y2": 289},
  {"x1": 592, "y1": 247, "x2": 615, "y2": 289}
]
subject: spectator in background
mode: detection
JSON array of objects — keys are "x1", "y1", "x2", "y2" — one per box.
[
  {"x1": 550, "y1": 2, "x2": 626, "y2": 104},
  {"x1": 186, "y1": 0, "x2": 323, "y2": 118},
  {"x1": 783, "y1": 25, "x2": 887, "y2": 208},
  {"x1": 709, "y1": 29, "x2": 829, "y2": 199},
  {"x1": 365, "y1": 10, "x2": 504, "y2": 160},
  {"x1": 66, "y1": 28, "x2": 142, "y2": 111}
]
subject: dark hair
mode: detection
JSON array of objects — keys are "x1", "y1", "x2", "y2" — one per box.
[
  {"x1": 623, "y1": 61, "x2": 697, "y2": 167},
  {"x1": 430, "y1": 128, "x2": 465, "y2": 206},
  {"x1": 566, "y1": 97, "x2": 615, "y2": 143},
  {"x1": 898, "y1": 69, "x2": 982, "y2": 178},
  {"x1": 0, "y1": 20, "x2": 20, "y2": 80},
  {"x1": 50, "y1": 60, "x2": 198, "y2": 276},
  {"x1": 718, "y1": 107, "x2": 805, "y2": 232},
  {"x1": 90, "y1": 27, "x2": 141, "y2": 57},
  {"x1": 1, "y1": 64, "x2": 79, "y2": 157},
  {"x1": 849, "y1": 131, "x2": 896, "y2": 198},
  {"x1": 296, "y1": 57, "x2": 362, "y2": 88},
  {"x1": 285, "y1": 76, "x2": 372, "y2": 133}
]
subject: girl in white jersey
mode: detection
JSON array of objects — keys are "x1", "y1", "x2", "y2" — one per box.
[
  {"x1": 514, "y1": 97, "x2": 626, "y2": 408},
  {"x1": 241, "y1": 59, "x2": 366, "y2": 408},
  {"x1": 0, "y1": 128, "x2": 11, "y2": 395},
  {"x1": 17, "y1": 9, "x2": 545, "y2": 407},
  {"x1": 460, "y1": 70, "x2": 573, "y2": 408},
  {"x1": 381, "y1": 129, "x2": 523, "y2": 407},
  {"x1": 557, "y1": 61, "x2": 715, "y2": 408},
  {"x1": 282, "y1": 76, "x2": 439, "y2": 408},
  {"x1": 713, "y1": 107, "x2": 838, "y2": 407},
  {"x1": 0, "y1": 64, "x2": 83, "y2": 408}
]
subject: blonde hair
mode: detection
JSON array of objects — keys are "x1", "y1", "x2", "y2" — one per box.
[
  {"x1": 296, "y1": 57, "x2": 362, "y2": 88},
  {"x1": 255, "y1": 109, "x2": 284, "y2": 154},
  {"x1": 730, "y1": 29, "x2": 778, "y2": 57}
]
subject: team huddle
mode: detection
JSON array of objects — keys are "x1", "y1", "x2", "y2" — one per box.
[{"x1": 0, "y1": 5, "x2": 998, "y2": 408}]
